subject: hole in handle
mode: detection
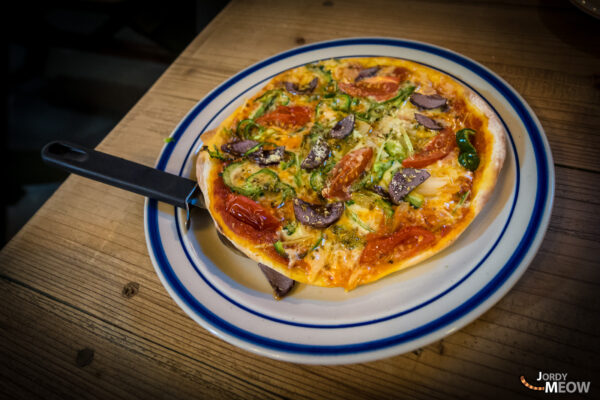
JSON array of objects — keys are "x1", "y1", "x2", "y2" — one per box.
[{"x1": 46, "y1": 142, "x2": 89, "y2": 162}]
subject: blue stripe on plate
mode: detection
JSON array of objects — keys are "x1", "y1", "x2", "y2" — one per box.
[
  {"x1": 168, "y1": 55, "x2": 519, "y2": 328},
  {"x1": 147, "y1": 38, "x2": 551, "y2": 355}
]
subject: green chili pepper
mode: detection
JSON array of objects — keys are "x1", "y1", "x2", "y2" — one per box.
[{"x1": 456, "y1": 128, "x2": 480, "y2": 171}]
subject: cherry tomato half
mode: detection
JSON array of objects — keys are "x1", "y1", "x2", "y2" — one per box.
[
  {"x1": 359, "y1": 226, "x2": 435, "y2": 265},
  {"x1": 322, "y1": 147, "x2": 373, "y2": 200},
  {"x1": 402, "y1": 128, "x2": 456, "y2": 168},
  {"x1": 225, "y1": 193, "x2": 280, "y2": 231},
  {"x1": 255, "y1": 105, "x2": 312, "y2": 129},
  {"x1": 339, "y1": 76, "x2": 400, "y2": 102}
]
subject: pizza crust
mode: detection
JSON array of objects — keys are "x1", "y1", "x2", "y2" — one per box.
[{"x1": 468, "y1": 91, "x2": 507, "y2": 215}]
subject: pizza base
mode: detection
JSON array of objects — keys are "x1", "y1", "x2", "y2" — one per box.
[{"x1": 195, "y1": 63, "x2": 507, "y2": 291}]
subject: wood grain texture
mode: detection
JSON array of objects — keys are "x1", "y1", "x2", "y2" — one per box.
[{"x1": 1, "y1": 0, "x2": 599, "y2": 398}]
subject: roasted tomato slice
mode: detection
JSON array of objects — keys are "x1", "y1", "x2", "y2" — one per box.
[
  {"x1": 255, "y1": 105, "x2": 312, "y2": 128},
  {"x1": 322, "y1": 147, "x2": 373, "y2": 200},
  {"x1": 339, "y1": 76, "x2": 400, "y2": 102},
  {"x1": 359, "y1": 226, "x2": 435, "y2": 265},
  {"x1": 225, "y1": 193, "x2": 280, "y2": 231},
  {"x1": 402, "y1": 128, "x2": 456, "y2": 168}
]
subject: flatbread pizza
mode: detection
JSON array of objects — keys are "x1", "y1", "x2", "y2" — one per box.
[{"x1": 196, "y1": 57, "x2": 505, "y2": 291}]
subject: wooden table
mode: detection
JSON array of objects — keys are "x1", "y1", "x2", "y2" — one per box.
[{"x1": 2, "y1": 1, "x2": 599, "y2": 398}]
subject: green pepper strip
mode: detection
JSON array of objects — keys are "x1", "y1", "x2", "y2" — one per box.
[
  {"x1": 236, "y1": 119, "x2": 263, "y2": 139},
  {"x1": 280, "y1": 151, "x2": 296, "y2": 170},
  {"x1": 314, "y1": 101, "x2": 324, "y2": 120},
  {"x1": 202, "y1": 145, "x2": 228, "y2": 160},
  {"x1": 310, "y1": 170, "x2": 325, "y2": 192},
  {"x1": 222, "y1": 162, "x2": 255, "y2": 197},
  {"x1": 243, "y1": 143, "x2": 262, "y2": 156},
  {"x1": 345, "y1": 203, "x2": 375, "y2": 232},
  {"x1": 274, "y1": 241, "x2": 287, "y2": 258},
  {"x1": 283, "y1": 221, "x2": 297, "y2": 235},
  {"x1": 310, "y1": 232, "x2": 325, "y2": 252},
  {"x1": 331, "y1": 93, "x2": 351, "y2": 112},
  {"x1": 456, "y1": 128, "x2": 480, "y2": 171},
  {"x1": 294, "y1": 152, "x2": 302, "y2": 188},
  {"x1": 382, "y1": 85, "x2": 416, "y2": 106},
  {"x1": 453, "y1": 190, "x2": 471, "y2": 213},
  {"x1": 252, "y1": 89, "x2": 281, "y2": 120}
]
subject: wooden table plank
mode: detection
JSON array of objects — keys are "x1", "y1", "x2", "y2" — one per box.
[{"x1": 2, "y1": 0, "x2": 599, "y2": 398}]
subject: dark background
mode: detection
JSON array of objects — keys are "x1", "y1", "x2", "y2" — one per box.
[{"x1": 2, "y1": 0, "x2": 229, "y2": 247}]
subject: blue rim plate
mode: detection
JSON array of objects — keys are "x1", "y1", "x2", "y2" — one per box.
[{"x1": 144, "y1": 37, "x2": 554, "y2": 364}]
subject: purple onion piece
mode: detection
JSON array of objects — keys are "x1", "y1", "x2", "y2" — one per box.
[
  {"x1": 388, "y1": 168, "x2": 430, "y2": 204},
  {"x1": 329, "y1": 114, "x2": 355, "y2": 139},
  {"x1": 355, "y1": 66, "x2": 380, "y2": 82},
  {"x1": 301, "y1": 138, "x2": 330, "y2": 170},
  {"x1": 414, "y1": 113, "x2": 443, "y2": 130},
  {"x1": 249, "y1": 146, "x2": 285, "y2": 166},
  {"x1": 410, "y1": 93, "x2": 447, "y2": 109},
  {"x1": 293, "y1": 198, "x2": 344, "y2": 229},
  {"x1": 284, "y1": 77, "x2": 318, "y2": 95},
  {"x1": 258, "y1": 263, "x2": 295, "y2": 299},
  {"x1": 221, "y1": 140, "x2": 259, "y2": 157}
]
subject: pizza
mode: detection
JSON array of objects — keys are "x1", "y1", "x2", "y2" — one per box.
[{"x1": 196, "y1": 57, "x2": 506, "y2": 291}]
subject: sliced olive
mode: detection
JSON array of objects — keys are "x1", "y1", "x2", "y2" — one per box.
[
  {"x1": 284, "y1": 77, "x2": 318, "y2": 95},
  {"x1": 388, "y1": 168, "x2": 430, "y2": 204},
  {"x1": 258, "y1": 263, "x2": 295, "y2": 300},
  {"x1": 249, "y1": 146, "x2": 285, "y2": 166},
  {"x1": 410, "y1": 93, "x2": 447, "y2": 109},
  {"x1": 414, "y1": 113, "x2": 443, "y2": 130},
  {"x1": 329, "y1": 114, "x2": 355, "y2": 139},
  {"x1": 293, "y1": 198, "x2": 344, "y2": 229},
  {"x1": 301, "y1": 137, "x2": 330, "y2": 170},
  {"x1": 355, "y1": 66, "x2": 379, "y2": 82},
  {"x1": 221, "y1": 140, "x2": 259, "y2": 157}
]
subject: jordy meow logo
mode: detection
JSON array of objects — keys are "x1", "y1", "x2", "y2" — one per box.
[{"x1": 520, "y1": 372, "x2": 591, "y2": 394}]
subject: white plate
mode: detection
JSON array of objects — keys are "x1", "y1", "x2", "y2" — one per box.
[{"x1": 144, "y1": 38, "x2": 554, "y2": 364}]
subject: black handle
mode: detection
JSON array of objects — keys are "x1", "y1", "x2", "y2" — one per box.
[{"x1": 41, "y1": 141, "x2": 202, "y2": 209}]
